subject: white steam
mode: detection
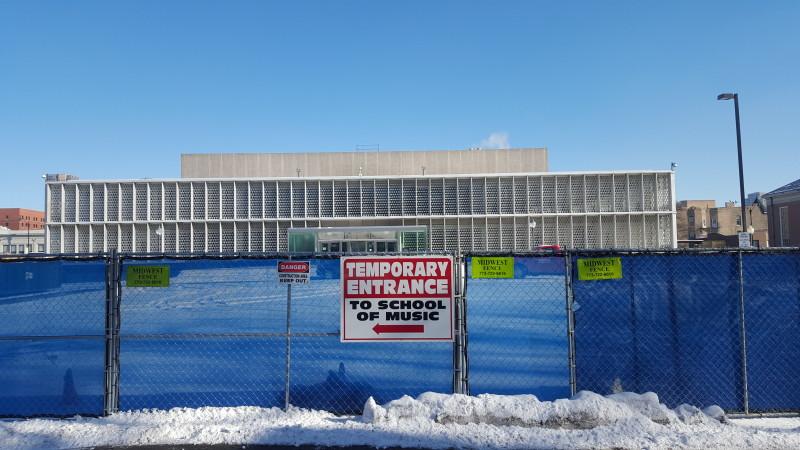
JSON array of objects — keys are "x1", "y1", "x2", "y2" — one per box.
[{"x1": 478, "y1": 132, "x2": 510, "y2": 149}]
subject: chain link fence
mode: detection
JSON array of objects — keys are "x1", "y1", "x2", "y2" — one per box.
[
  {"x1": 742, "y1": 252, "x2": 800, "y2": 412},
  {"x1": 118, "y1": 255, "x2": 454, "y2": 415},
  {"x1": 465, "y1": 255, "x2": 570, "y2": 400},
  {"x1": 569, "y1": 251, "x2": 746, "y2": 411},
  {"x1": 2, "y1": 249, "x2": 800, "y2": 417},
  {"x1": 0, "y1": 257, "x2": 107, "y2": 417},
  {"x1": 118, "y1": 258, "x2": 288, "y2": 411}
]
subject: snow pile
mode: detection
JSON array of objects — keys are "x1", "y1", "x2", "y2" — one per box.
[
  {"x1": 2, "y1": 392, "x2": 800, "y2": 450},
  {"x1": 363, "y1": 391, "x2": 719, "y2": 428}
]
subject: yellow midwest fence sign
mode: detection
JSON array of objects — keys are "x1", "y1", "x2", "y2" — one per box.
[
  {"x1": 577, "y1": 257, "x2": 622, "y2": 281},
  {"x1": 471, "y1": 257, "x2": 514, "y2": 279},
  {"x1": 126, "y1": 265, "x2": 170, "y2": 287}
]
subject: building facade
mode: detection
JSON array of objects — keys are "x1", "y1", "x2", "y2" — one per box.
[
  {"x1": 765, "y1": 178, "x2": 800, "y2": 247},
  {"x1": 676, "y1": 200, "x2": 716, "y2": 242},
  {"x1": 45, "y1": 171, "x2": 676, "y2": 253},
  {"x1": 0, "y1": 227, "x2": 45, "y2": 255},
  {"x1": 0, "y1": 208, "x2": 45, "y2": 231},
  {"x1": 676, "y1": 199, "x2": 768, "y2": 248},
  {"x1": 181, "y1": 148, "x2": 548, "y2": 178},
  {"x1": 45, "y1": 149, "x2": 675, "y2": 253}
]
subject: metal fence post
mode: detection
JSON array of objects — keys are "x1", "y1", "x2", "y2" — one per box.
[
  {"x1": 667, "y1": 254, "x2": 685, "y2": 400},
  {"x1": 461, "y1": 255, "x2": 470, "y2": 396},
  {"x1": 103, "y1": 250, "x2": 121, "y2": 415},
  {"x1": 629, "y1": 256, "x2": 641, "y2": 392},
  {"x1": 284, "y1": 256, "x2": 292, "y2": 411},
  {"x1": 112, "y1": 251, "x2": 121, "y2": 414},
  {"x1": 103, "y1": 253, "x2": 112, "y2": 415},
  {"x1": 737, "y1": 250, "x2": 750, "y2": 414},
  {"x1": 451, "y1": 255, "x2": 460, "y2": 394},
  {"x1": 452, "y1": 254, "x2": 468, "y2": 395},
  {"x1": 564, "y1": 252, "x2": 577, "y2": 397}
]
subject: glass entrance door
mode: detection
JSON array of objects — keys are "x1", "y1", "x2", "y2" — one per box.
[{"x1": 319, "y1": 240, "x2": 397, "y2": 253}]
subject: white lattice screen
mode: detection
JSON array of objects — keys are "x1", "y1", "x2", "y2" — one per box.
[{"x1": 46, "y1": 172, "x2": 675, "y2": 252}]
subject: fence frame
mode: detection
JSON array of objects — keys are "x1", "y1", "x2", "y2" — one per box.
[
  {"x1": 2, "y1": 247, "x2": 799, "y2": 417},
  {"x1": 115, "y1": 251, "x2": 460, "y2": 414},
  {"x1": 464, "y1": 247, "x2": 800, "y2": 414},
  {"x1": 565, "y1": 247, "x2": 800, "y2": 414},
  {"x1": 564, "y1": 251, "x2": 578, "y2": 397},
  {"x1": 452, "y1": 254, "x2": 469, "y2": 395},
  {"x1": 0, "y1": 252, "x2": 111, "y2": 418},
  {"x1": 103, "y1": 249, "x2": 121, "y2": 415},
  {"x1": 736, "y1": 250, "x2": 750, "y2": 414}
]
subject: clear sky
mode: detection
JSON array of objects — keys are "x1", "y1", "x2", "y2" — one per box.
[{"x1": 1, "y1": 1, "x2": 799, "y2": 210}]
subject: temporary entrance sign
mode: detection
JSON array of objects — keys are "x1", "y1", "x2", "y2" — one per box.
[{"x1": 340, "y1": 255, "x2": 454, "y2": 342}]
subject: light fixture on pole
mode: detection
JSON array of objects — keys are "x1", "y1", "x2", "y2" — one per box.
[{"x1": 717, "y1": 92, "x2": 748, "y2": 239}]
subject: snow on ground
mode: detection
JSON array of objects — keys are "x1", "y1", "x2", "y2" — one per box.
[
  {"x1": 2, "y1": 391, "x2": 800, "y2": 450},
  {"x1": 730, "y1": 416, "x2": 800, "y2": 430}
]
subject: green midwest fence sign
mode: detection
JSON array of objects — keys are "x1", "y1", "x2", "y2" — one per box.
[
  {"x1": 126, "y1": 265, "x2": 170, "y2": 287},
  {"x1": 577, "y1": 257, "x2": 622, "y2": 281},
  {"x1": 471, "y1": 257, "x2": 514, "y2": 279}
]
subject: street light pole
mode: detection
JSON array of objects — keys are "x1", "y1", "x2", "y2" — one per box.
[{"x1": 717, "y1": 93, "x2": 747, "y2": 234}]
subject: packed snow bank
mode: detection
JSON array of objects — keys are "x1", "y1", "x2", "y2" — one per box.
[
  {"x1": 362, "y1": 391, "x2": 719, "y2": 428},
  {"x1": 2, "y1": 391, "x2": 800, "y2": 450}
]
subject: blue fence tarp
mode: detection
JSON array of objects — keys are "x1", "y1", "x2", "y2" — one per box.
[
  {"x1": 572, "y1": 254, "x2": 743, "y2": 409},
  {"x1": 3, "y1": 251, "x2": 800, "y2": 417},
  {"x1": 0, "y1": 259, "x2": 106, "y2": 416},
  {"x1": 466, "y1": 256, "x2": 570, "y2": 400},
  {"x1": 742, "y1": 252, "x2": 800, "y2": 411},
  {"x1": 118, "y1": 258, "x2": 451, "y2": 413}
]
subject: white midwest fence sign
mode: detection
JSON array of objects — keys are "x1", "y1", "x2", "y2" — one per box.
[{"x1": 340, "y1": 255, "x2": 454, "y2": 342}]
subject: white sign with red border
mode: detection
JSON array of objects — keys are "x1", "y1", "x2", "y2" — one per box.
[
  {"x1": 340, "y1": 255, "x2": 454, "y2": 342},
  {"x1": 277, "y1": 261, "x2": 310, "y2": 284}
]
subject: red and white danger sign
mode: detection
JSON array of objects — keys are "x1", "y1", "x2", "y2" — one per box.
[
  {"x1": 277, "y1": 261, "x2": 310, "y2": 284},
  {"x1": 340, "y1": 255, "x2": 454, "y2": 342}
]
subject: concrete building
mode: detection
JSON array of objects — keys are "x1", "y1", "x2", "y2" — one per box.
[
  {"x1": 45, "y1": 148, "x2": 676, "y2": 253},
  {"x1": 676, "y1": 198, "x2": 768, "y2": 248},
  {"x1": 765, "y1": 178, "x2": 800, "y2": 247},
  {"x1": 0, "y1": 208, "x2": 45, "y2": 231},
  {"x1": 0, "y1": 226, "x2": 45, "y2": 255},
  {"x1": 181, "y1": 148, "x2": 549, "y2": 178}
]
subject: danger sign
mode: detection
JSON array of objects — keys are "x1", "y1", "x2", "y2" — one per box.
[
  {"x1": 340, "y1": 255, "x2": 454, "y2": 342},
  {"x1": 277, "y1": 261, "x2": 310, "y2": 284}
]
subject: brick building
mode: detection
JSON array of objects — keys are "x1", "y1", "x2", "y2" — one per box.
[
  {"x1": 765, "y1": 178, "x2": 800, "y2": 247},
  {"x1": 0, "y1": 208, "x2": 45, "y2": 231},
  {"x1": 676, "y1": 198, "x2": 768, "y2": 248}
]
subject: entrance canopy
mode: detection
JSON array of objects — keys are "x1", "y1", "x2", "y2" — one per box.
[{"x1": 288, "y1": 226, "x2": 427, "y2": 253}]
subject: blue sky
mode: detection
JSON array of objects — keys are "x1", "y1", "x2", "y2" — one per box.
[{"x1": 1, "y1": 1, "x2": 799, "y2": 210}]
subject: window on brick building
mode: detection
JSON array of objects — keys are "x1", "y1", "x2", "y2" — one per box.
[{"x1": 780, "y1": 207, "x2": 791, "y2": 246}]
